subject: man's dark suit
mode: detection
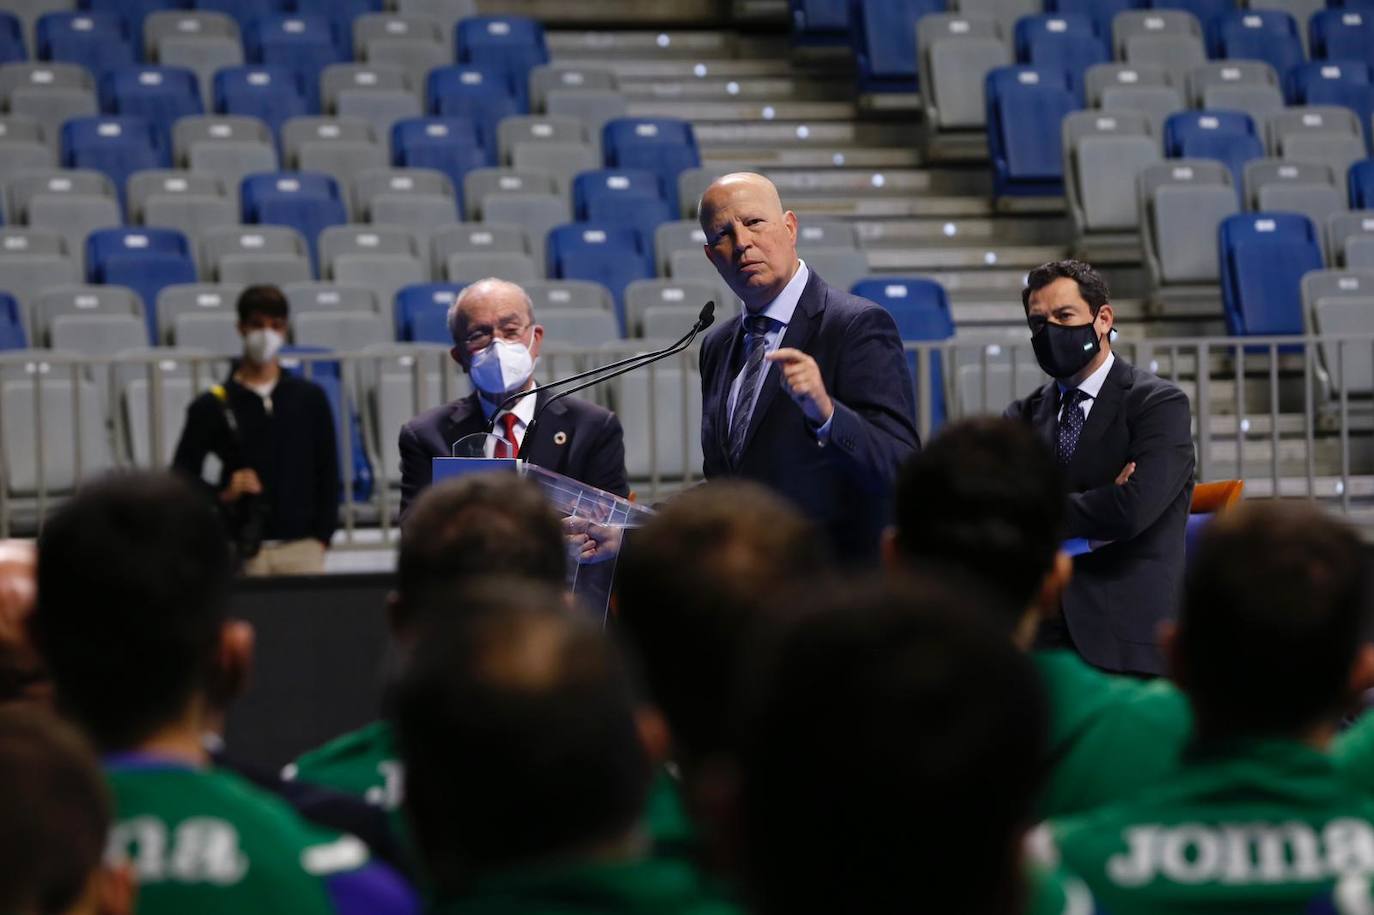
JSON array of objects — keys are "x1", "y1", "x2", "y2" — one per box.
[
  {"x1": 699, "y1": 270, "x2": 920, "y2": 561},
  {"x1": 1005, "y1": 357, "x2": 1195, "y2": 675},
  {"x1": 398, "y1": 390, "x2": 629, "y2": 516}
]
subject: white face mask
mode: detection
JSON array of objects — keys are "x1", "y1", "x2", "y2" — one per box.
[
  {"x1": 468, "y1": 337, "x2": 535, "y2": 395},
  {"x1": 244, "y1": 328, "x2": 285, "y2": 365}
]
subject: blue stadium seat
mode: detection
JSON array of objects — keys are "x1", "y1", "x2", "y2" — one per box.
[
  {"x1": 1310, "y1": 9, "x2": 1374, "y2": 64},
  {"x1": 60, "y1": 116, "x2": 169, "y2": 212},
  {"x1": 849, "y1": 0, "x2": 946, "y2": 93},
  {"x1": 426, "y1": 66, "x2": 520, "y2": 162},
  {"x1": 1014, "y1": 15, "x2": 1109, "y2": 94},
  {"x1": 240, "y1": 171, "x2": 347, "y2": 276},
  {"x1": 0, "y1": 292, "x2": 26, "y2": 351},
  {"x1": 546, "y1": 222, "x2": 653, "y2": 332},
  {"x1": 1211, "y1": 10, "x2": 1304, "y2": 78},
  {"x1": 36, "y1": 12, "x2": 137, "y2": 79},
  {"x1": 455, "y1": 16, "x2": 548, "y2": 110},
  {"x1": 1219, "y1": 212, "x2": 1324, "y2": 336},
  {"x1": 985, "y1": 66, "x2": 1079, "y2": 197},
  {"x1": 850, "y1": 277, "x2": 953, "y2": 430},
  {"x1": 1286, "y1": 61, "x2": 1374, "y2": 145},
  {"x1": 1351, "y1": 159, "x2": 1374, "y2": 208},
  {"x1": 245, "y1": 15, "x2": 349, "y2": 111},
  {"x1": 573, "y1": 169, "x2": 674, "y2": 253},
  {"x1": 99, "y1": 66, "x2": 203, "y2": 149},
  {"x1": 190, "y1": 0, "x2": 290, "y2": 35},
  {"x1": 1044, "y1": 0, "x2": 1144, "y2": 39},
  {"x1": 213, "y1": 66, "x2": 311, "y2": 139},
  {"x1": 791, "y1": 0, "x2": 852, "y2": 45},
  {"x1": 86, "y1": 227, "x2": 197, "y2": 342},
  {"x1": 1162, "y1": 110, "x2": 1263, "y2": 191},
  {"x1": 396, "y1": 282, "x2": 464, "y2": 342},
  {"x1": 601, "y1": 118, "x2": 700, "y2": 214},
  {"x1": 293, "y1": 0, "x2": 384, "y2": 34},
  {"x1": 390, "y1": 117, "x2": 489, "y2": 212},
  {"x1": 280, "y1": 344, "x2": 373, "y2": 502},
  {"x1": 81, "y1": 0, "x2": 187, "y2": 34},
  {"x1": 0, "y1": 12, "x2": 26, "y2": 64}
]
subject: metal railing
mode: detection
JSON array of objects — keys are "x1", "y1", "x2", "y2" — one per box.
[{"x1": 4, "y1": 331, "x2": 1374, "y2": 541}]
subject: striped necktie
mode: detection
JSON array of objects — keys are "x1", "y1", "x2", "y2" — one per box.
[{"x1": 728, "y1": 314, "x2": 773, "y2": 466}]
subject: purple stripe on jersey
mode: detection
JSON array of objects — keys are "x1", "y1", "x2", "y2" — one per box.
[
  {"x1": 101, "y1": 751, "x2": 202, "y2": 772},
  {"x1": 324, "y1": 863, "x2": 420, "y2": 915}
]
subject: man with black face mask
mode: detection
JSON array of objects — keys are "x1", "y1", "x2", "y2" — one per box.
[{"x1": 1005, "y1": 260, "x2": 1194, "y2": 676}]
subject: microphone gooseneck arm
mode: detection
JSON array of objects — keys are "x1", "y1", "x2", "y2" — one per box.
[{"x1": 514, "y1": 302, "x2": 716, "y2": 461}]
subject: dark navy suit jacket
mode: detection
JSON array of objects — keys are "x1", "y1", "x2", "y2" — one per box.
[
  {"x1": 1006, "y1": 357, "x2": 1195, "y2": 675},
  {"x1": 699, "y1": 270, "x2": 920, "y2": 561},
  {"x1": 398, "y1": 390, "x2": 629, "y2": 517}
]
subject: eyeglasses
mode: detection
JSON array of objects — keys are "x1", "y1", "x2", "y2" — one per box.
[{"x1": 463, "y1": 321, "x2": 531, "y2": 351}]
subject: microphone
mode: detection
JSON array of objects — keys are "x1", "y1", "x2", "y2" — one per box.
[
  {"x1": 511, "y1": 301, "x2": 716, "y2": 460},
  {"x1": 486, "y1": 301, "x2": 715, "y2": 435}
]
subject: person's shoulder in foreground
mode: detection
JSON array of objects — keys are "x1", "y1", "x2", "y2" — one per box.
[
  {"x1": 1047, "y1": 500, "x2": 1374, "y2": 915},
  {"x1": 288, "y1": 720, "x2": 401, "y2": 810}
]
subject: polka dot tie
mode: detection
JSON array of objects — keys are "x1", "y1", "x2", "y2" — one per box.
[{"x1": 1057, "y1": 388, "x2": 1090, "y2": 466}]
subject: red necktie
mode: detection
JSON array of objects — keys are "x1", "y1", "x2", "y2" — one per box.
[{"x1": 501, "y1": 411, "x2": 520, "y2": 456}]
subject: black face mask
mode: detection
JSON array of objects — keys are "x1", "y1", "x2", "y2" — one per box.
[{"x1": 1030, "y1": 318, "x2": 1101, "y2": 380}]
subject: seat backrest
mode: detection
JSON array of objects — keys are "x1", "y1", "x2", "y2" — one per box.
[
  {"x1": 34, "y1": 282, "x2": 141, "y2": 342},
  {"x1": 320, "y1": 62, "x2": 411, "y2": 110},
  {"x1": 497, "y1": 114, "x2": 585, "y2": 162},
  {"x1": 144, "y1": 11, "x2": 241, "y2": 54},
  {"x1": 318, "y1": 223, "x2": 418, "y2": 264},
  {"x1": 461, "y1": 167, "x2": 558, "y2": 220},
  {"x1": 127, "y1": 170, "x2": 227, "y2": 218},
  {"x1": 201, "y1": 223, "x2": 309, "y2": 269},
  {"x1": 98, "y1": 65, "x2": 203, "y2": 140},
  {"x1": 351, "y1": 13, "x2": 443, "y2": 56},
  {"x1": 1351, "y1": 161, "x2": 1374, "y2": 209},
  {"x1": 1310, "y1": 8, "x2": 1374, "y2": 62},
  {"x1": 36, "y1": 11, "x2": 136, "y2": 78},
  {"x1": 394, "y1": 281, "x2": 462, "y2": 341},
  {"x1": 59, "y1": 116, "x2": 169, "y2": 203},
  {"x1": 1139, "y1": 158, "x2": 1239, "y2": 285},
  {"x1": 1330, "y1": 210, "x2": 1374, "y2": 266},
  {"x1": 1285, "y1": 61, "x2": 1374, "y2": 115},
  {"x1": 1164, "y1": 110, "x2": 1263, "y2": 188},
  {"x1": 1243, "y1": 158, "x2": 1336, "y2": 206},
  {"x1": 1214, "y1": 9, "x2": 1304, "y2": 78},
  {"x1": 528, "y1": 64, "x2": 617, "y2": 112},
  {"x1": 850, "y1": 0, "x2": 946, "y2": 84},
  {"x1": 1112, "y1": 9, "x2": 1204, "y2": 53},
  {"x1": 50, "y1": 311, "x2": 148, "y2": 355},
  {"x1": 850, "y1": 277, "x2": 954, "y2": 340},
  {"x1": 544, "y1": 88, "x2": 628, "y2": 137},
  {"x1": 653, "y1": 220, "x2": 708, "y2": 275},
  {"x1": 8, "y1": 169, "x2": 117, "y2": 222},
  {"x1": 1302, "y1": 268, "x2": 1374, "y2": 393},
  {"x1": 537, "y1": 307, "x2": 620, "y2": 346},
  {"x1": 211, "y1": 65, "x2": 309, "y2": 135},
  {"x1": 1084, "y1": 62, "x2": 1172, "y2": 107},
  {"x1": 1220, "y1": 211, "x2": 1325, "y2": 335},
  {"x1": 1188, "y1": 60, "x2": 1280, "y2": 106},
  {"x1": 283, "y1": 281, "x2": 378, "y2": 317},
  {"x1": 155, "y1": 282, "x2": 242, "y2": 343},
  {"x1": 524, "y1": 278, "x2": 615, "y2": 314},
  {"x1": 432, "y1": 222, "x2": 529, "y2": 270}
]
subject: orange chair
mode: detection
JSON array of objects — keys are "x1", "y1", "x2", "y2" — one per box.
[{"x1": 1186, "y1": 479, "x2": 1244, "y2": 561}]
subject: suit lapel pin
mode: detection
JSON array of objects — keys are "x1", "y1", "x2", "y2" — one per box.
[{"x1": 553, "y1": 431, "x2": 568, "y2": 446}]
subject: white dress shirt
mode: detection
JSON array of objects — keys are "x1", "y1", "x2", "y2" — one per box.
[
  {"x1": 1056, "y1": 350, "x2": 1115, "y2": 423},
  {"x1": 478, "y1": 385, "x2": 537, "y2": 457},
  {"x1": 727, "y1": 260, "x2": 810, "y2": 429}
]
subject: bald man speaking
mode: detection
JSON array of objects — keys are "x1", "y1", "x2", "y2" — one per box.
[{"x1": 697, "y1": 173, "x2": 919, "y2": 561}]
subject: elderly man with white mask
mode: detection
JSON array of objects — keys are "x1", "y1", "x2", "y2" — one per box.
[{"x1": 398, "y1": 277, "x2": 629, "y2": 516}]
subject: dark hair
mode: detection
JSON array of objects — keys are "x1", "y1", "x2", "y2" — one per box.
[
  {"x1": 1021, "y1": 259, "x2": 1110, "y2": 314},
  {"x1": 613, "y1": 480, "x2": 831, "y2": 764},
  {"x1": 236, "y1": 284, "x2": 289, "y2": 324},
  {"x1": 1180, "y1": 501, "x2": 1369, "y2": 742},
  {"x1": 395, "y1": 473, "x2": 566, "y2": 630},
  {"x1": 892, "y1": 418, "x2": 1064, "y2": 619},
  {"x1": 31, "y1": 470, "x2": 234, "y2": 750},
  {"x1": 0, "y1": 707, "x2": 110, "y2": 915},
  {"x1": 392, "y1": 580, "x2": 649, "y2": 889},
  {"x1": 739, "y1": 578, "x2": 1047, "y2": 915}
]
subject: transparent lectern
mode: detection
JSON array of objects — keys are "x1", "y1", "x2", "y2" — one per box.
[{"x1": 431, "y1": 432, "x2": 655, "y2": 624}]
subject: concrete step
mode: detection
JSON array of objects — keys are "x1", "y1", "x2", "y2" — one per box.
[
  {"x1": 548, "y1": 30, "x2": 743, "y2": 57},
  {"x1": 694, "y1": 121, "x2": 918, "y2": 147},
  {"x1": 856, "y1": 216, "x2": 1069, "y2": 246},
  {"x1": 869, "y1": 244, "x2": 1066, "y2": 271},
  {"x1": 485, "y1": 0, "x2": 721, "y2": 24},
  {"x1": 621, "y1": 77, "x2": 846, "y2": 101},
  {"x1": 783, "y1": 195, "x2": 996, "y2": 217},
  {"x1": 591, "y1": 59, "x2": 796, "y2": 78},
  {"x1": 760, "y1": 167, "x2": 988, "y2": 196},
  {"x1": 702, "y1": 146, "x2": 924, "y2": 168},
  {"x1": 626, "y1": 99, "x2": 859, "y2": 120}
]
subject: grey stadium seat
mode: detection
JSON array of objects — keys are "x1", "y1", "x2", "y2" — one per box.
[
  {"x1": 918, "y1": 14, "x2": 1011, "y2": 131},
  {"x1": 431, "y1": 222, "x2": 528, "y2": 276},
  {"x1": 0, "y1": 228, "x2": 79, "y2": 335},
  {"x1": 128, "y1": 170, "x2": 236, "y2": 248},
  {"x1": 293, "y1": 311, "x2": 392, "y2": 353},
  {"x1": 156, "y1": 282, "x2": 242, "y2": 344},
  {"x1": 1138, "y1": 159, "x2": 1239, "y2": 287},
  {"x1": 612, "y1": 359, "x2": 702, "y2": 479},
  {"x1": 446, "y1": 251, "x2": 538, "y2": 285},
  {"x1": 351, "y1": 14, "x2": 448, "y2": 90},
  {"x1": 392, "y1": 0, "x2": 477, "y2": 42},
  {"x1": 172, "y1": 311, "x2": 240, "y2": 354},
  {"x1": 1062, "y1": 110, "x2": 1160, "y2": 234},
  {"x1": 529, "y1": 64, "x2": 618, "y2": 113},
  {"x1": 462, "y1": 168, "x2": 559, "y2": 221},
  {"x1": 0, "y1": 63, "x2": 97, "y2": 148},
  {"x1": 120, "y1": 348, "x2": 217, "y2": 467},
  {"x1": 143, "y1": 11, "x2": 242, "y2": 108},
  {"x1": 318, "y1": 225, "x2": 427, "y2": 318},
  {"x1": 362, "y1": 341, "x2": 466, "y2": 485},
  {"x1": 172, "y1": 116, "x2": 279, "y2": 192},
  {"x1": 499, "y1": 115, "x2": 587, "y2": 164},
  {"x1": 511, "y1": 142, "x2": 599, "y2": 196},
  {"x1": 283, "y1": 282, "x2": 379, "y2": 316},
  {"x1": 8, "y1": 169, "x2": 115, "y2": 223},
  {"x1": 481, "y1": 194, "x2": 568, "y2": 270},
  {"x1": 33, "y1": 284, "x2": 141, "y2": 347},
  {"x1": 0, "y1": 116, "x2": 55, "y2": 191},
  {"x1": 282, "y1": 117, "x2": 387, "y2": 205},
  {"x1": 201, "y1": 225, "x2": 313, "y2": 286},
  {"x1": 640, "y1": 304, "x2": 704, "y2": 340},
  {"x1": 668, "y1": 249, "x2": 738, "y2": 311},
  {"x1": 1, "y1": 355, "x2": 113, "y2": 496},
  {"x1": 803, "y1": 248, "x2": 871, "y2": 295},
  {"x1": 1303, "y1": 269, "x2": 1374, "y2": 395},
  {"x1": 524, "y1": 279, "x2": 614, "y2": 313},
  {"x1": 953, "y1": 0, "x2": 1040, "y2": 24},
  {"x1": 797, "y1": 219, "x2": 859, "y2": 250},
  {"x1": 321, "y1": 64, "x2": 421, "y2": 147},
  {"x1": 12, "y1": 171, "x2": 121, "y2": 272},
  {"x1": 538, "y1": 308, "x2": 620, "y2": 346},
  {"x1": 1187, "y1": 62, "x2": 1284, "y2": 128},
  {"x1": 1243, "y1": 159, "x2": 1344, "y2": 259},
  {"x1": 677, "y1": 168, "x2": 722, "y2": 219},
  {"x1": 1266, "y1": 107, "x2": 1368, "y2": 185},
  {"x1": 654, "y1": 220, "x2": 709, "y2": 276},
  {"x1": 545, "y1": 89, "x2": 629, "y2": 138},
  {"x1": 1330, "y1": 211, "x2": 1374, "y2": 270},
  {"x1": 1085, "y1": 64, "x2": 1183, "y2": 142},
  {"x1": 956, "y1": 355, "x2": 1047, "y2": 416},
  {"x1": 50, "y1": 313, "x2": 149, "y2": 358},
  {"x1": 1113, "y1": 10, "x2": 1206, "y2": 73},
  {"x1": 624, "y1": 278, "x2": 721, "y2": 337},
  {"x1": 352, "y1": 167, "x2": 457, "y2": 237}
]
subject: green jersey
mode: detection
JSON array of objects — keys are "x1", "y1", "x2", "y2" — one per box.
[
  {"x1": 289, "y1": 720, "x2": 402, "y2": 810},
  {"x1": 1026, "y1": 864, "x2": 1098, "y2": 915},
  {"x1": 1332, "y1": 712, "x2": 1374, "y2": 796},
  {"x1": 432, "y1": 857, "x2": 745, "y2": 915},
  {"x1": 1050, "y1": 739, "x2": 1374, "y2": 915},
  {"x1": 1034, "y1": 650, "x2": 1192, "y2": 818},
  {"x1": 106, "y1": 756, "x2": 414, "y2": 915},
  {"x1": 646, "y1": 766, "x2": 696, "y2": 857}
]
